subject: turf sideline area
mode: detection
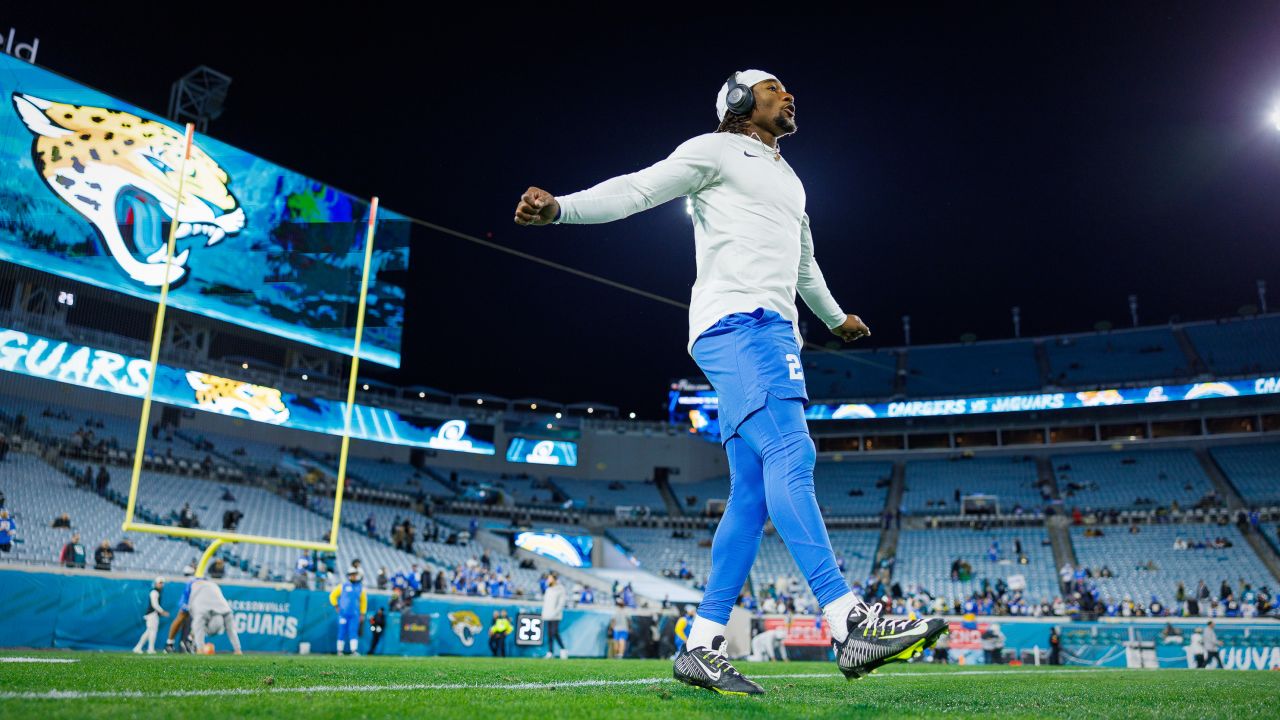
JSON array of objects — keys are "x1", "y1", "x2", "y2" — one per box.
[{"x1": 1, "y1": 652, "x2": 1276, "y2": 719}]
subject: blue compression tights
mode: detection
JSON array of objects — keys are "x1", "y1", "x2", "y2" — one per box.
[{"x1": 696, "y1": 393, "x2": 850, "y2": 624}]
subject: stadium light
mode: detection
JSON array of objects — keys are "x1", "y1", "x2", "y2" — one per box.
[
  {"x1": 1271, "y1": 104, "x2": 1280, "y2": 131},
  {"x1": 546, "y1": 423, "x2": 553, "y2": 429},
  {"x1": 362, "y1": 384, "x2": 369, "y2": 391},
  {"x1": 587, "y1": 407, "x2": 594, "y2": 414},
  {"x1": 555, "y1": 412, "x2": 562, "y2": 419},
  {"x1": 476, "y1": 398, "x2": 484, "y2": 405},
  {"x1": 241, "y1": 362, "x2": 248, "y2": 369},
  {"x1": 629, "y1": 412, "x2": 636, "y2": 419},
  {"x1": 530, "y1": 403, "x2": 538, "y2": 410},
  {"x1": 301, "y1": 374, "x2": 308, "y2": 381},
  {"x1": 418, "y1": 391, "x2": 425, "y2": 398}
]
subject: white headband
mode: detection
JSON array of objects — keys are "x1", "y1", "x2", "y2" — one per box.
[{"x1": 715, "y1": 69, "x2": 779, "y2": 121}]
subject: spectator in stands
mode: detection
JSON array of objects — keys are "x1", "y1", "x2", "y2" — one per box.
[
  {"x1": 0, "y1": 489, "x2": 5, "y2": 509},
  {"x1": 222, "y1": 509, "x2": 243, "y2": 531},
  {"x1": 115, "y1": 537, "x2": 135, "y2": 553},
  {"x1": 178, "y1": 503, "x2": 198, "y2": 528},
  {"x1": 95, "y1": 466, "x2": 110, "y2": 495},
  {"x1": 402, "y1": 520, "x2": 415, "y2": 553},
  {"x1": 376, "y1": 567, "x2": 388, "y2": 590},
  {"x1": 434, "y1": 571, "x2": 447, "y2": 595},
  {"x1": 93, "y1": 540, "x2": 113, "y2": 571},
  {"x1": 365, "y1": 514, "x2": 377, "y2": 536},
  {"x1": 0, "y1": 432, "x2": 9, "y2": 461},
  {"x1": 52, "y1": 513, "x2": 71, "y2": 528},
  {"x1": 0, "y1": 509, "x2": 15, "y2": 553},
  {"x1": 60, "y1": 533, "x2": 86, "y2": 568}
]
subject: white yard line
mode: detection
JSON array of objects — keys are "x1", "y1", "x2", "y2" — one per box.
[
  {"x1": 0, "y1": 658, "x2": 80, "y2": 664},
  {"x1": 0, "y1": 667, "x2": 1121, "y2": 701}
]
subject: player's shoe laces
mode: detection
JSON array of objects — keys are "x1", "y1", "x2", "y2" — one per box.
[
  {"x1": 833, "y1": 601, "x2": 948, "y2": 680},
  {"x1": 673, "y1": 636, "x2": 764, "y2": 696}
]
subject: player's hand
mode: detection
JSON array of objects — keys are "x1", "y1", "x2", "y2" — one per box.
[
  {"x1": 514, "y1": 187, "x2": 560, "y2": 226},
  {"x1": 832, "y1": 315, "x2": 871, "y2": 343}
]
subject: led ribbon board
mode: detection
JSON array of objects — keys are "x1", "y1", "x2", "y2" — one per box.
[
  {"x1": 506, "y1": 437, "x2": 578, "y2": 466},
  {"x1": 0, "y1": 53, "x2": 409, "y2": 367},
  {"x1": 670, "y1": 375, "x2": 1280, "y2": 437},
  {"x1": 0, "y1": 325, "x2": 496, "y2": 454},
  {"x1": 805, "y1": 378, "x2": 1280, "y2": 420}
]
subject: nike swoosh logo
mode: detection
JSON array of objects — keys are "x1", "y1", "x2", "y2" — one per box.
[
  {"x1": 883, "y1": 624, "x2": 928, "y2": 640},
  {"x1": 692, "y1": 654, "x2": 722, "y2": 680},
  {"x1": 742, "y1": 151, "x2": 759, "y2": 159}
]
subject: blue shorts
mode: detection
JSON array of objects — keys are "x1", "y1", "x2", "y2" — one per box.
[
  {"x1": 613, "y1": 630, "x2": 629, "y2": 641},
  {"x1": 337, "y1": 614, "x2": 360, "y2": 642},
  {"x1": 692, "y1": 308, "x2": 808, "y2": 444}
]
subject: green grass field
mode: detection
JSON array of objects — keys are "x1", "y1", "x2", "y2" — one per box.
[{"x1": 1, "y1": 651, "x2": 1277, "y2": 719}]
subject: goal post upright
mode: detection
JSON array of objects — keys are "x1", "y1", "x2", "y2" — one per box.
[
  {"x1": 116, "y1": 118, "x2": 381, "y2": 572},
  {"x1": 122, "y1": 122, "x2": 195, "y2": 533}
]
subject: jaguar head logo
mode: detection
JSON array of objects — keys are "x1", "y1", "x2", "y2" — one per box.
[
  {"x1": 448, "y1": 610, "x2": 482, "y2": 647},
  {"x1": 13, "y1": 93, "x2": 245, "y2": 288},
  {"x1": 185, "y1": 372, "x2": 289, "y2": 425}
]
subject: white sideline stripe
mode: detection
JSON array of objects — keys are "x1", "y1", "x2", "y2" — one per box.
[
  {"x1": 0, "y1": 668, "x2": 1118, "y2": 701},
  {"x1": 0, "y1": 658, "x2": 80, "y2": 664}
]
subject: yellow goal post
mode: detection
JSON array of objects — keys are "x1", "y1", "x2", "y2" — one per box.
[{"x1": 117, "y1": 122, "x2": 380, "y2": 577}]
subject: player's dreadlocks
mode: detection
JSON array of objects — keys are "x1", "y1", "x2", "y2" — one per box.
[{"x1": 715, "y1": 111, "x2": 752, "y2": 135}]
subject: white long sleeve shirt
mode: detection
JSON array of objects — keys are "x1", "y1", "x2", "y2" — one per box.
[
  {"x1": 541, "y1": 583, "x2": 566, "y2": 621},
  {"x1": 188, "y1": 578, "x2": 232, "y2": 616},
  {"x1": 553, "y1": 132, "x2": 846, "y2": 353}
]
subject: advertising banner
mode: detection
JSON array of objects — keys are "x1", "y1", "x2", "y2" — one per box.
[{"x1": 0, "y1": 326, "x2": 495, "y2": 454}]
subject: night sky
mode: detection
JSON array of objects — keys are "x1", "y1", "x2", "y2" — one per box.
[{"x1": 6, "y1": 4, "x2": 1280, "y2": 418}]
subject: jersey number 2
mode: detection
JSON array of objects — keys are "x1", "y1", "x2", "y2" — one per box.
[{"x1": 785, "y1": 354, "x2": 803, "y2": 380}]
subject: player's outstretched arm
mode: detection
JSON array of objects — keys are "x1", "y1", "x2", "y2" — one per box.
[
  {"x1": 514, "y1": 134, "x2": 723, "y2": 227},
  {"x1": 514, "y1": 187, "x2": 560, "y2": 226}
]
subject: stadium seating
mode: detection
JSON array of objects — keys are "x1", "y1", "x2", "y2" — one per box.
[
  {"x1": 609, "y1": 525, "x2": 882, "y2": 610},
  {"x1": 1069, "y1": 523, "x2": 1274, "y2": 606},
  {"x1": 343, "y1": 457, "x2": 455, "y2": 497},
  {"x1": 0, "y1": 452, "x2": 214, "y2": 576},
  {"x1": 814, "y1": 460, "x2": 892, "y2": 517},
  {"x1": 1044, "y1": 328, "x2": 1187, "y2": 385},
  {"x1": 1052, "y1": 448, "x2": 1214, "y2": 510},
  {"x1": 1209, "y1": 443, "x2": 1280, "y2": 506},
  {"x1": 904, "y1": 341, "x2": 1042, "y2": 398},
  {"x1": 895, "y1": 526, "x2": 1059, "y2": 603},
  {"x1": 608, "y1": 526, "x2": 714, "y2": 588},
  {"x1": 668, "y1": 477, "x2": 731, "y2": 515},
  {"x1": 310, "y1": 502, "x2": 546, "y2": 593},
  {"x1": 802, "y1": 350, "x2": 899, "y2": 401},
  {"x1": 548, "y1": 477, "x2": 667, "y2": 514},
  {"x1": 902, "y1": 456, "x2": 1044, "y2": 515},
  {"x1": 1184, "y1": 315, "x2": 1280, "y2": 377},
  {"x1": 751, "y1": 528, "x2": 881, "y2": 602}
]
